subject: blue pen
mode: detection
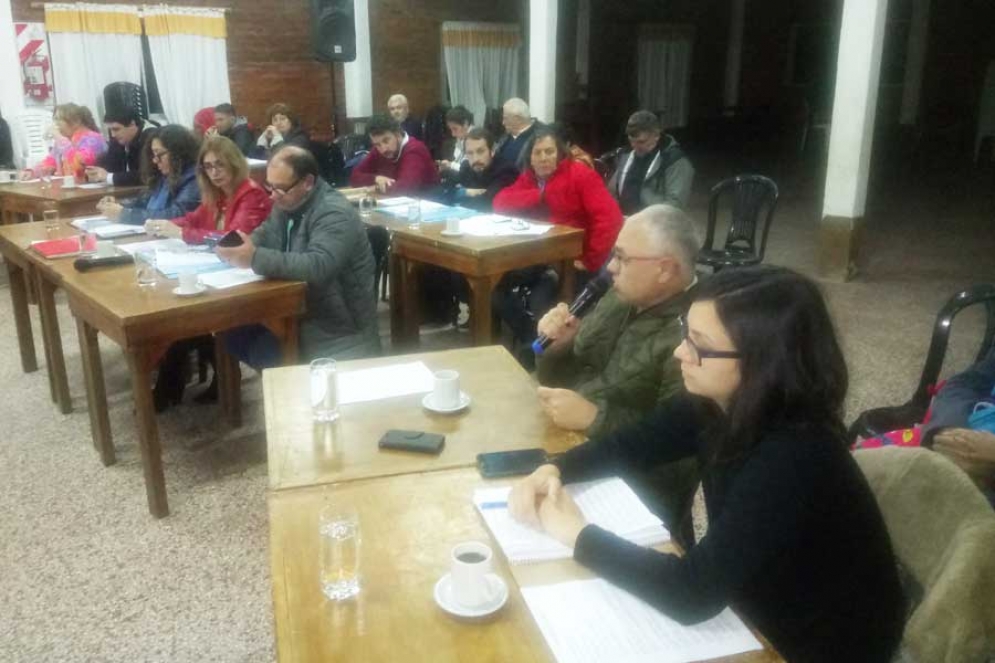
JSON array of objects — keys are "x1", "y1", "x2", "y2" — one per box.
[{"x1": 479, "y1": 501, "x2": 508, "y2": 510}]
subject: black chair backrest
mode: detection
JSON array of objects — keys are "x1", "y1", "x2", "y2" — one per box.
[
  {"x1": 423, "y1": 104, "x2": 450, "y2": 159},
  {"x1": 703, "y1": 175, "x2": 780, "y2": 258},
  {"x1": 908, "y1": 284, "x2": 995, "y2": 414},
  {"x1": 103, "y1": 82, "x2": 148, "y2": 121},
  {"x1": 334, "y1": 133, "x2": 371, "y2": 162},
  {"x1": 594, "y1": 147, "x2": 625, "y2": 184}
]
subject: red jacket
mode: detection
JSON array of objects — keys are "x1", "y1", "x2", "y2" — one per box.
[
  {"x1": 174, "y1": 178, "x2": 272, "y2": 244},
  {"x1": 493, "y1": 158, "x2": 623, "y2": 271},
  {"x1": 349, "y1": 136, "x2": 439, "y2": 194}
]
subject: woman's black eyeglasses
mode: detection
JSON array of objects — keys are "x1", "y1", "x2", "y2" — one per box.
[{"x1": 678, "y1": 313, "x2": 741, "y2": 366}]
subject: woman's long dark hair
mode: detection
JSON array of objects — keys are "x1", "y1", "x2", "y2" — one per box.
[
  {"x1": 140, "y1": 124, "x2": 200, "y2": 192},
  {"x1": 693, "y1": 266, "x2": 849, "y2": 462}
]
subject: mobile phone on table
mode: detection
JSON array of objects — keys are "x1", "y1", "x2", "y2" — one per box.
[
  {"x1": 378, "y1": 429, "x2": 446, "y2": 455},
  {"x1": 217, "y1": 229, "x2": 244, "y2": 248},
  {"x1": 477, "y1": 449, "x2": 548, "y2": 478}
]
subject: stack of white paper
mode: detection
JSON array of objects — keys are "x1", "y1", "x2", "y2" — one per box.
[
  {"x1": 473, "y1": 478, "x2": 669, "y2": 564},
  {"x1": 91, "y1": 223, "x2": 145, "y2": 239},
  {"x1": 116, "y1": 238, "x2": 186, "y2": 255},
  {"x1": 522, "y1": 578, "x2": 763, "y2": 663},
  {"x1": 376, "y1": 196, "x2": 418, "y2": 207},
  {"x1": 335, "y1": 361, "x2": 435, "y2": 405},
  {"x1": 198, "y1": 268, "x2": 265, "y2": 290},
  {"x1": 70, "y1": 215, "x2": 110, "y2": 231},
  {"x1": 458, "y1": 214, "x2": 553, "y2": 237},
  {"x1": 154, "y1": 249, "x2": 227, "y2": 278}
]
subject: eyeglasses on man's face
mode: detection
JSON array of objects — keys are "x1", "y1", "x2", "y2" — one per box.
[
  {"x1": 678, "y1": 313, "x2": 742, "y2": 366},
  {"x1": 264, "y1": 176, "x2": 303, "y2": 197},
  {"x1": 608, "y1": 247, "x2": 667, "y2": 268}
]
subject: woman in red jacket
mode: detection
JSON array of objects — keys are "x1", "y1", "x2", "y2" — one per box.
[
  {"x1": 146, "y1": 136, "x2": 272, "y2": 411},
  {"x1": 492, "y1": 126, "x2": 624, "y2": 367},
  {"x1": 147, "y1": 135, "x2": 271, "y2": 243}
]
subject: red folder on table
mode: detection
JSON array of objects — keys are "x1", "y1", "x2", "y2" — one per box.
[{"x1": 30, "y1": 235, "x2": 95, "y2": 259}]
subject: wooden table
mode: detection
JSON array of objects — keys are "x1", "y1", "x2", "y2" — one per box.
[
  {"x1": 269, "y1": 468, "x2": 782, "y2": 663},
  {"x1": 365, "y1": 211, "x2": 584, "y2": 347},
  {"x1": 264, "y1": 346, "x2": 583, "y2": 492},
  {"x1": 0, "y1": 180, "x2": 143, "y2": 225}
]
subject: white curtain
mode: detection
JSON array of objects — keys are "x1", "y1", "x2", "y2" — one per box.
[
  {"x1": 442, "y1": 22, "x2": 521, "y2": 130},
  {"x1": 637, "y1": 25, "x2": 694, "y2": 129},
  {"x1": 44, "y1": 3, "x2": 143, "y2": 121},
  {"x1": 144, "y1": 7, "x2": 230, "y2": 127}
]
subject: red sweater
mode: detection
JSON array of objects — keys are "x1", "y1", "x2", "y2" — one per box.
[
  {"x1": 493, "y1": 159, "x2": 624, "y2": 271},
  {"x1": 174, "y1": 178, "x2": 272, "y2": 244},
  {"x1": 349, "y1": 136, "x2": 439, "y2": 194}
]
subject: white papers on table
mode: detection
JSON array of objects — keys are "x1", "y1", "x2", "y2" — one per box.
[
  {"x1": 336, "y1": 361, "x2": 435, "y2": 405},
  {"x1": 70, "y1": 215, "x2": 110, "y2": 231},
  {"x1": 153, "y1": 247, "x2": 227, "y2": 278},
  {"x1": 198, "y1": 268, "x2": 265, "y2": 290},
  {"x1": 78, "y1": 183, "x2": 107, "y2": 189},
  {"x1": 457, "y1": 214, "x2": 553, "y2": 237},
  {"x1": 521, "y1": 579, "x2": 763, "y2": 663},
  {"x1": 91, "y1": 223, "x2": 146, "y2": 239},
  {"x1": 473, "y1": 478, "x2": 669, "y2": 564},
  {"x1": 376, "y1": 196, "x2": 418, "y2": 207},
  {"x1": 116, "y1": 238, "x2": 186, "y2": 255}
]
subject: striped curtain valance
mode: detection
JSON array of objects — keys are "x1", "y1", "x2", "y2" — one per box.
[{"x1": 44, "y1": 3, "x2": 142, "y2": 35}]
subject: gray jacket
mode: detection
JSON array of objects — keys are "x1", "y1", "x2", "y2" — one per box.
[
  {"x1": 608, "y1": 136, "x2": 694, "y2": 211},
  {"x1": 250, "y1": 179, "x2": 380, "y2": 360}
]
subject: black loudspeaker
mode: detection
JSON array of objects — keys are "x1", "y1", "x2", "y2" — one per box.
[{"x1": 311, "y1": 0, "x2": 357, "y2": 63}]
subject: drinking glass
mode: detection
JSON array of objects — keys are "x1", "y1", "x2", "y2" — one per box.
[
  {"x1": 406, "y1": 201, "x2": 421, "y2": 230},
  {"x1": 134, "y1": 250, "x2": 157, "y2": 288},
  {"x1": 319, "y1": 503, "x2": 361, "y2": 601},
  {"x1": 359, "y1": 194, "x2": 375, "y2": 219},
  {"x1": 42, "y1": 208, "x2": 60, "y2": 234},
  {"x1": 78, "y1": 231, "x2": 96, "y2": 255},
  {"x1": 310, "y1": 358, "x2": 339, "y2": 422}
]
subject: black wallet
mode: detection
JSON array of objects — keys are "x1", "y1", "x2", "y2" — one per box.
[{"x1": 378, "y1": 430, "x2": 445, "y2": 454}]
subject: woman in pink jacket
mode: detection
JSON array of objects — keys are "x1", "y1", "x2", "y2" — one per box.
[{"x1": 22, "y1": 103, "x2": 107, "y2": 181}]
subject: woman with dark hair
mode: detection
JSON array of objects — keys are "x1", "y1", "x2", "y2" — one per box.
[
  {"x1": 509, "y1": 266, "x2": 907, "y2": 662},
  {"x1": 97, "y1": 124, "x2": 201, "y2": 225},
  {"x1": 21, "y1": 103, "x2": 107, "y2": 180},
  {"x1": 253, "y1": 102, "x2": 310, "y2": 157}
]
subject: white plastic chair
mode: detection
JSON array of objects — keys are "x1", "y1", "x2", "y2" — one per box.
[{"x1": 12, "y1": 108, "x2": 52, "y2": 169}]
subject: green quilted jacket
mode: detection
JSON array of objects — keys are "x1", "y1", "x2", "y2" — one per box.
[{"x1": 536, "y1": 288, "x2": 690, "y2": 439}]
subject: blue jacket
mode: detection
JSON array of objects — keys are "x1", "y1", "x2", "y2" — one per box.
[{"x1": 120, "y1": 166, "x2": 201, "y2": 225}]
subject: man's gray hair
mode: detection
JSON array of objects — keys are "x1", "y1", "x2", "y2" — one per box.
[
  {"x1": 503, "y1": 97, "x2": 530, "y2": 120},
  {"x1": 630, "y1": 204, "x2": 699, "y2": 280},
  {"x1": 388, "y1": 94, "x2": 408, "y2": 107}
]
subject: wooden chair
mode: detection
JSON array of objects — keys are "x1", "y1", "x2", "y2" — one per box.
[{"x1": 697, "y1": 175, "x2": 779, "y2": 272}]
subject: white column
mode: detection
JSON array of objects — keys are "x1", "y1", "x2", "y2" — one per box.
[
  {"x1": 899, "y1": 0, "x2": 931, "y2": 126},
  {"x1": 575, "y1": 0, "x2": 590, "y2": 94},
  {"x1": 343, "y1": 0, "x2": 372, "y2": 118},
  {"x1": 820, "y1": 0, "x2": 889, "y2": 279},
  {"x1": 0, "y1": 0, "x2": 27, "y2": 167},
  {"x1": 722, "y1": 0, "x2": 746, "y2": 112},
  {"x1": 529, "y1": 0, "x2": 558, "y2": 122}
]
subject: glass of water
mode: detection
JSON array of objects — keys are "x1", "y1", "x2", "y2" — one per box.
[
  {"x1": 310, "y1": 358, "x2": 339, "y2": 422},
  {"x1": 406, "y1": 201, "x2": 421, "y2": 230},
  {"x1": 78, "y1": 231, "x2": 96, "y2": 255},
  {"x1": 359, "y1": 194, "x2": 375, "y2": 219},
  {"x1": 319, "y1": 503, "x2": 361, "y2": 601},
  {"x1": 134, "y1": 250, "x2": 157, "y2": 288},
  {"x1": 42, "y1": 208, "x2": 60, "y2": 234}
]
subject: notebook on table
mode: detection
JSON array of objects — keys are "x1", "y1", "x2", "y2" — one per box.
[{"x1": 30, "y1": 235, "x2": 95, "y2": 259}]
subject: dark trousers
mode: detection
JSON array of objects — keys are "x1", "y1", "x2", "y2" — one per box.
[
  {"x1": 491, "y1": 265, "x2": 560, "y2": 345},
  {"x1": 223, "y1": 324, "x2": 282, "y2": 372}
]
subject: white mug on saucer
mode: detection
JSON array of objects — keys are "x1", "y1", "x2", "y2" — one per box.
[
  {"x1": 61, "y1": 175, "x2": 76, "y2": 189},
  {"x1": 178, "y1": 272, "x2": 199, "y2": 294},
  {"x1": 0, "y1": 170, "x2": 15, "y2": 183},
  {"x1": 95, "y1": 240, "x2": 115, "y2": 257},
  {"x1": 432, "y1": 370, "x2": 460, "y2": 409},
  {"x1": 450, "y1": 541, "x2": 495, "y2": 609},
  {"x1": 445, "y1": 216, "x2": 460, "y2": 234}
]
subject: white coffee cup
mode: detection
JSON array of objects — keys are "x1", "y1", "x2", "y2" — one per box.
[
  {"x1": 432, "y1": 370, "x2": 460, "y2": 409},
  {"x1": 61, "y1": 175, "x2": 76, "y2": 189},
  {"x1": 0, "y1": 170, "x2": 15, "y2": 183},
  {"x1": 178, "y1": 272, "x2": 199, "y2": 294},
  {"x1": 450, "y1": 541, "x2": 495, "y2": 609},
  {"x1": 95, "y1": 240, "x2": 115, "y2": 257},
  {"x1": 445, "y1": 216, "x2": 460, "y2": 234}
]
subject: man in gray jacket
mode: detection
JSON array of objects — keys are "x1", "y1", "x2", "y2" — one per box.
[
  {"x1": 217, "y1": 145, "x2": 380, "y2": 369},
  {"x1": 608, "y1": 110, "x2": 694, "y2": 214}
]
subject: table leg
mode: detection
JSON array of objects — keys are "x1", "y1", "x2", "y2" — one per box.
[
  {"x1": 35, "y1": 268, "x2": 72, "y2": 414},
  {"x1": 5, "y1": 261, "x2": 38, "y2": 373},
  {"x1": 467, "y1": 274, "x2": 500, "y2": 345},
  {"x1": 128, "y1": 349, "x2": 169, "y2": 518},
  {"x1": 215, "y1": 336, "x2": 242, "y2": 429},
  {"x1": 558, "y1": 260, "x2": 576, "y2": 301},
  {"x1": 389, "y1": 253, "x2": 420, "y2": 349},
  {"x1": 76, "y1": 318, "x2": 115, "y2": 466}
]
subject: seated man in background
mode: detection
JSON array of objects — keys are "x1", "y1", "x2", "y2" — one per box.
[
  {"x1": 349, "y1": 115, "x2": 438, "y2": 195},
  {"x1": 445, "y1": 127, "x2": 518, "y2": 212},
  {"x1": 217, "y1": 146, "x2": 380, "y2": 369},
  {"x1": 534, "y1": 203, "x2": 700, "y2": 534},
  {"x1": 86, "y1": 107, "x2": 154, "y2": 186},
  {"x1": 608, "y1": 110, "x2": 694, "y2": 214},
  {"x1": 209, "y1": 103, "x2": 256, "y2": 156},
  {"x1": 493, "y1": 98, "x2": 536, "y2": 171},
  {"x1": 388, "y1": 93, "x2": 423, "y2": 141}
]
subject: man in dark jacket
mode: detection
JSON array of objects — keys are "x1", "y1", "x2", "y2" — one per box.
[
  {"x1": 607, "y1": 110, "x2": 694, "y2": 214},
  {"x1": 211, "y1": 103, "x2": 256, "y2": 156},
  {"x1": 86, "y1": 107, "x2": 154, "y2": 186},
  {"x1": 217, "y1": 146, "x2": 380, "y2": 369},
  {"x1": 493, "y1": 97, "x2": 536, "y2": 171},
  {"x1": 445, "y1": 127, "x2": 518, "y2": 211},
  {"x1": 388, "y1": 93, "x2": 423, "y2": 141}
]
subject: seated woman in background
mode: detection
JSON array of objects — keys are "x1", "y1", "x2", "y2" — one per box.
[
  {"x1": 509, "y1": 266, "x2": 907, "y2": 663},
  {"x1": 97, "y1": 124, "x2": 201, "y2": 225},
  {"x1": 253, "y1": 103, "x2": 310, "y2": 158},
  {"x1": 21, "y1": 103, "x2": 107, "y2": 181}
]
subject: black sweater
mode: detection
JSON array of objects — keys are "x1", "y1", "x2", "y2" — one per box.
[
  {"x1": 97, "y1": 126, "x2": 154, "y2": 187},
  {"x1": 555, "y1": 395, "x2": 906, "y2": 663}
]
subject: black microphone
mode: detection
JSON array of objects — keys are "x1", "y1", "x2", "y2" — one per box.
[{"x1": 532, "y1": 270, "x2": 613, "y2": 356}]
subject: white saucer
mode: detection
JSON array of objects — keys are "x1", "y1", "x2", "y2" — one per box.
[
  {"x1": 172, "y1": 284, "x2": 207, "y2": 297},
  {"x1": 440, "y1": 230, "x2": 464, "y2": 237},
  {"x1": 434, "y1": 573, "x2": 508, "y2": 618},
  {"x1": 422, "y1": 391, "x2": 471, "y2": 414}
]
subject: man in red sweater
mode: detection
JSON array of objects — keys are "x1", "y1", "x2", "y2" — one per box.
[{"x1": 349, "y1": 115, "x2": 438, "y2": 195}]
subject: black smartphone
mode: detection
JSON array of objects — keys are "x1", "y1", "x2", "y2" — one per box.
[
  {"x1": 477, "y1": 449, "x2": 548, "y2": 478},
  {"x1": 217, "y1": 229, "x2": 244, "y2": 248},
  {"x1": 378, "y1": 429, "x2": 445, "y2": 455}
]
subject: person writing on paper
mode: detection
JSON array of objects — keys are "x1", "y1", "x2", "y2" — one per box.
[
  {"x1": 509, "y1": 266, "x2": 906, "y2": 663},
  {"x1": 21, "y1": 103, "x2": 107, "y2": 181},
  {"x1": 349, "y1": 115, "x2": 438, "y2": 195},
  {"x1": 86, "y1": 107, "x2": 155, "y2": 187},
  {"x1": 216, "y1": 146, "x2": 379, "y2": 369},
  {"x1": 97, "y1": 125, "x2": 201, "y2": 226},
  {"x1": 146, "y1": 136, "x2": 271, "y2": 244}
]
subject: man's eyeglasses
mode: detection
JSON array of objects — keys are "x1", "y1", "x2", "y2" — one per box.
[
  {"x1": 264, "y1": 176, "x2": 303, "y2": 197},
  {"x1": 608, "y1": 247, "x2": 667, "y2": 268},
  {"x1": 678, "y1": 313, "x2": 741, "y2": 366},
  {"x1": 151, "y1": 150, "x2": 170, "y2": 162}
]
